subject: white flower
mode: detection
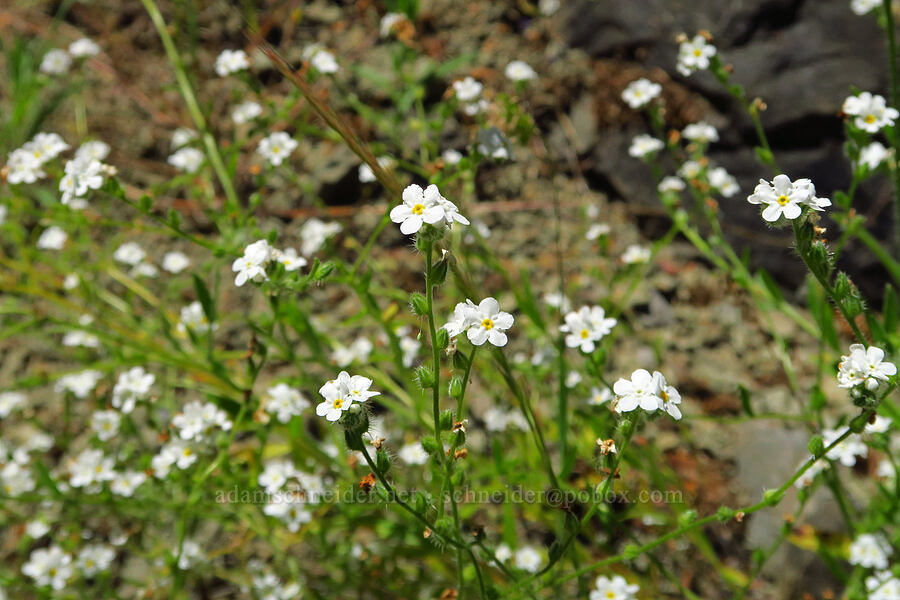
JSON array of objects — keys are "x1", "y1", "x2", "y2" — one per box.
[
  {"x1": 332, "y1": 337, "x2": 374, "y2": 367},
  {"x1": 177, "y1": 301, "x2": 215, "y2": 336},
  {"x1": 0, "y1": 205, "x2": 6, "y2": 225},
  {"x1": 63, "y1": 273, "x2": 80, "y2": 289},
  {"x1": 679, "y1": 160, "x2": 703, "y2": 180},
  {"x1": 628, "y1": 134, "x2": 664, "y2": 158},
  {"x1": 613, "y1": 369, "x2": 661, "y2": 413},
  {"x1": 399, "y1": 334, "x2": 421, "y2": 367},
  {"x1": 75, "y1": 140, "x2": 110, "y2": 162},
  {"x1": 454, "y1": 76, "x2": 483, "y2": 102},
  {"x1": 877, "y1": 458, "x2": 897, "y2": 480},
  {"x1": 40, "y1": 49, "x2": 72, "y2": 75},
  {"x1": 161, "y1": 251, "x2": 190, "y2": 274},
  {"x1": 505, "y1": 60, "x2": 537, "y2": 81},
  {"x1": 215, "y1": 49, "x2": 250, "y2": 77},
  {"x1": 495, "y1": 544, "x2": 512, "y2": 562},
  {"x1": 2, "y1": 462, "x2": 35, "y2": 495},
  {"x1": 263, "y1": 492, "x2": 313, "y2": 532},
  {"x1": 462, "y1": 297, "x2": 514, "y2": 346},
  {"x1": 747, "y1": 174, "x2": 817, "y2": 222},
  {"x1": 110, "y1": 470, "x2": 146, "y2": 496},
  {"x1": 866, "y1": 571, "x2": 900, "y2": 600},
  {"x1": 653, "y1": 371, "x2": 683, "y2": 420},
  {"x1": 359, "y1": 156, "x2": 393, "y2": 183},
  {"x1": 622, "y1": 244, "x2": 650, "y2": 264},
  {"x1": 0, "y1": 391, "x2": 26, "y2": 417},
  {"x1": 55, "y1": 369, "x2": 102, "y2": 398},
  {"x1": 586, "y1": 223, "x2": 611, "y2": 241},
  {"x1": 677, "y1": 34, "x2": 716, "y2": 76},
  {"x1": 69, "y1": 38, "x2": 100, "y2": 57},
  {"x1": 26, "y1": 520, "x2": 50, "y2": 538},
  {"x1": 63, "y1": 320, "x2": 100, "y2": 348},
  {"x1": 68, "y1": 448, "x2": 115, "y2": 489},
  {"x1": 398, "y1": 442, "x2": 430, "y2": 465},
  {"x1": 37, "y1": 226, "x2": 67, "y2": 250},
  {"x1": 859, "y1": 141, "x2": 889, "y2": 170},
  {"x1": 259, "y1": 460, "x2": 297, "y2": 493},
  {"x1": 232, "y1": 101, "x2": 263, "y2": 124},
  {"x1": 852, "y1": 0, "x2": 882, "y2": 14},
  {"x1": 258, "y1": 132, "x2": 298, "y2": 166},
  {"x1": 708, "y1": 167, "x2": 740, "y2": 197},
  {"x1": 462, "y1": 98, "x2": 490, "y2": 116},
  {"x1": 560, "y1": 306, "x2": 617, "y2": 353},
  {"x1": 91, "y1": 410, "x2": 121, "y2": 441},
  {"x1": 843, "y1": 92, "x2": 899, "y2": 132},
  {"x1": 544, "y1": 292, "x2": 572, "y2": 312},
  {"x1": 177, "y1": 540, "x2": 204, "y2": 570},
  {"x1": 302, "y1": 44, "x2": 339, "y2": 73},
  {"x1": 443, "y1": 149, "x2": 463, "y2": 165},
  {"x1": 112, "y1": 367, "x2": 155, "y2": 413},
  {"x1": 477, "y1": 127, "x2": 513, "y2": 160},
  {"x1": 622, "y1": 78, "x2": 661, "y2": 109},
  {"x1": 113, "y1": 242, "x2": 146, "y2": 266},
  {"x1": 300, "y1": 218, "x2": 342, "y2": 256},
  {"x1": 23, "y1": 546, "x2": 73, "y2": 590},
  {"x1": 6, "y1": 149, "x2": 45, "y2": 184},
  {"x1": 658, "y1": 176, "x2": 686, "y2": 193},
  {"x1": 483, "y1": 407, "x2": 529, "y2": 432},
  {"x1": 264, "y1": 383, "x2": 310, "y2": 423},
  {"x1": 539, "y1": 0, "x2": 561, "y2": 14},
  {"x1": 823, "y1": 427, "x2": 867, "y2": 467},
  {"x1": 565, "y1": 370, "x2": 583, "y2": 388},
  {"x1": 316, "y1": 371, "x2": 380, "y2": 422},
  {"x1": 171, "y1": 127, "x2": 198, "y2": 149},
  {"x1": 837, "y1": 344, "x2": 897, "y2": 391},
  {"x1": 232, "y1": 239, "x2": 274, "y2": 286},
  {"x1": 25, "y1": 132, "x2": 70, "y2": 162},
  {"x1": 849, "y1": 533, "x2": 892, "y2": 569},
  {"x1": 173, "y1": 401, "x2": 232, "y2": 441},
  {"x1": 59, "y1": 156, "x2": 106, "y2": 207},
  {"x1": 588, "y1": 386, "x2": 612, "y2": 406},
  {"x1": 380, "y1": 12, "x2": 407, "y2": 37},
  {"x1": 865, "y1": 415, "x2": 892, "y2": 434},
  {"x1": 76, "y1": 544, "x2": 115, "y2": 576},
  {"x1": 514, "y1": 546, "x2": 542, "y2": 572},
  {"x1": 390, "y1": 184, "x2": 448, "y2": 235},
  {"x1": 794, "y1": 456, "x2": 827, "y2": 488},
  {"x1": 168, "y1": 147, "x2": 204, "y2": 173},
  {"x1": 590, "y1": 575, "x2": 640, "y2": 600},
  {"x1": 682, "y1": 122, "x2": 719, "y2": 143}
]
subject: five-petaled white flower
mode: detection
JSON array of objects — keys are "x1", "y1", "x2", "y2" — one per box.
[
  {"x1": 560, "y1": 306, "x2": 617, "y2": 353},
  {"x1": 652, "y1": 371, "x2": 683, "y2": 420},
  {"x1": 590, "y1": 575, "x2": 640, "y2": 600},
  {"x1": 258, "y1": 132, "x2": 298, "y2": 166},
  {"x1": 837, "y1": 344, "x2": 897, "y2": 391},
  {"x1": 316, "y1": 371, "x2": 379, "y2": 422},
  {"x1": 454, "y1": 76, "x2": 484, "y2": 102},
  {"x1": 232, "y1": 101, "x2": 263, "y2": 124},
  {"x1": 859, "y1": 141, "x2": 888, "y2": 170},
  {"x1": 23, "y1": 546, "x2": 73, "y2": 590},
  {"x1": 682, "y1": 122, "x2": 719, "y2": 144},
  {"x1": 677, "y1": 34, "x2": 716, "y2": 76},
  {"x1": 232, "y1": 239, "x2": 274, "y2": 286},
  {"x1": 505, "y1": 60, "x2": 537, "y2": 81},
  {"x1": 747, "y1": 174, "x2": 818, "y2": 222},
  {"x1": 390, "y1": 184, "x2": 448, "y2": 235},
  {"x1": 263, "y1": 383, "x2": 310, "y2": 423},
  {"x1": 215, "y1": 49, "x2": 250, "y2": 77},
  {"x1": 168, "y1": 147, "x2": 204, "y2": 173},
  {"x1": 69, "y1": 38, "x2": 100, "y2": 58},
  {"x1": 445, "y1": 297, "x2": 515, "y2": 347},
  {"x1": 844, "y1": 92, "x2": 899, "y2": 133},
  {"x1": 628, "y1": 134, "x2": 664, "y2": 158},
  {"x1": 613, "y1": 369, "x2": 662, "y2": 413},
  {"x1": 40, "y1": 49, "x2": 72, "y2": 75},
  {"x1": 622, "y1": 78, "x2": 661, "y2": 109},
  {"x1": 849, "y1": 533, "x2": 892, "y2": 569}
]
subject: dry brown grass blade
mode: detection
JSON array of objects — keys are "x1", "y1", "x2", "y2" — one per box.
[{"x1": 245, "y1": 29, "x2": 404, "y2": 199}]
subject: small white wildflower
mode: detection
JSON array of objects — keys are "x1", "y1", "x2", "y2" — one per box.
[
  {"x1": 653, "y1": 371, "x2": 683, "y2": 420},
  {"x1": 837, "y1": 344, "x2": 897, "y2": 391},
  {"x1": 613, "y1": 369, "x2": 660, "y2": 413},
  {"x1": 258, "y1": 460, "x2": 296, "y2": 494},
  {"x1": 37, "y1": 226, "x2": 68, "y2": 250},
  {"x1": 68, "y1": 448, "x2": 115, "y2": 489},
  {"x1": 460, "y1": 297, "x2": 514, "y2": 347},
  {"x1": 302, "y1": 45, "x2": 339, "y2": 73},
  {"x1": 560, "y1": 306, "x2": 617, "y2": 353},
  {"x1": 586, "y1": 223, "x2": 611, "y2": 241},
  {"x1": 398, "y1": 442, "x2": 430, "y2": 465},
  {"x1": 380, "y1": 12, "x2": 407, "y2": 37},
  {"x1": 75, "y1": 140, "x2": 110, "y2": 162},
  {"x1": 232, "y1": 101, "x2": 263, "y2": 125},
  {"x1": 622, "y1": 78, "x2": 661, "y2": 109},
  {"x1": 0, "y1": 391, "x2": 26, "y2": 417},
  {"x1": 658, "y1": 175, "x2": 686, "y2": 193},
  {"x1": 177, "y1": 540, "x2": 204, "y2": 570},
  {"x1": 823, "y1": 427, "x2": 868, "y2": 467},
  {"x1": 300, "y1": 218, "x2": 342, "y2": 256},
  {"x1": 390, "y1": 184, "x2": 448, "y2": 235},
  {"x1": 679, "y1": 160, "x2": 704, "y2": 180},
  {"x1": 495, "y1": 544, "x2": 512, "y2": 562},
  {"x1": 332, "y1": 337, "x2": 374, "y2": 367},
  {"x1": 25, "y1": 520, "x2": 50, "y2": 538},
  {"x1": 865, "y1": 415, "x2": 892, "y2": 434},
  {"x1": 443, "y1": 149, "x2": 463, "y2": 165},
  {"x1": 505, "y1": 60, "x2": 537, "y2": 82},
  {"x1": 849, "y1": 533, "x2": 892, "y2": 569},
  {"x1": 622, "y1": 244, "x2": 650, "y2": 264},
  {"x1": 358, "y1": 156, "x2": 392, "y2": 183},
  {"x1": 69, "y1": 38, "x2": 100, "y2": 57},
  {"x1": 682, "y1": 121, "x2": 719, "y2": 144},
  {"x1": 55, "y1": 369, "x2": 102, "y2": 398},
  {"x1": 263, "y1": 383, "x2": 310, "y2": 423},
  {"x1": 23, "y1": 546, "x2": 72, "y2": 590},
  {"x1": 316, "y1": 372, "x2": 380, "y2": 422},
  {"x1": 76, "y1": 544, "x2": 115, "y2": 576},
  {"x1": 514, "y1": 546, "x2": 542, "y2": 572},
  {"x1": 708, "y1": 166, "x2": 740, "y2": 197},
  {"x1": 676, "y1": 34, "x2": 716, "y2": 76},
  {"x1": 590, "y1": 575, "x2": 640, "y2": 600},
  {"x1": 91, "y1": 410, "x2": 121, "y2": 441},
  {"x1": 1, "y1": 462, "x2": 35, "y2": 496},
  {"x1": 543, "y1": 292, "x2": 572, "y2": 313},
  {"x1": 263, "y1": 492, "x2": 313, "y2": 532},
  {"x1": 177, "y1": 301, "x2": 215, "y2": 336},
  {"x1": 110, "y1": 470, "x2": 146, "y2": 497},
  {"x1": 232, "y1": 239, "x2": 274, "y2": 286},
  {"x1": 258, "y1": 132, "x2": 298, "y2": 166},
  {"x1": 112, "y1": 366, "x2": 155, "y2": 413},
  {"x1": 215, "y1": 49, "x2": 249, "y2": 77},
  {"x1": 565, "y1": 370, "x2": 583, "y2": 388},
  {"x1": 588, "y1": 386, "x2": 612, "y2": 406},
  {"x1": 859, "y1": 141, "x2": 889, "y2": 170},
  {"x1": 40, "y1": 49, "x2": 71, "y2": 75},
  {"x1": 794, "y1": 456, "x2": 827, "y2": 488},
  {"x1": 162, "y1": 251, "x2": 191, "y2": 274},
  {"x1": 171, "y1": 127, "x2": 198, "y2": 149},
  {"x1": 113, "y1": 242, "x2": 146, "y2": 266},
  {"x1": 747, "y1": 174, "x2": 817, "y2": 222},
  {"x1": 628, "y1": 134, "x2": 664, "y2": 158},
  {"x1": 852, "y1": 0, "x2": 881, "y2": 14},
  {"x1": 844, "y1": 92, "x2": 899, "y2": 132},
  {"x1": 453, "y1": 76, "x2": 483, "y2": 102},
  {"x1": 168, "y1": 147, "x2": 204, "y2": 173},
  {"x1": 275, "y1": 247, "x2": 307, "y2": 272}
]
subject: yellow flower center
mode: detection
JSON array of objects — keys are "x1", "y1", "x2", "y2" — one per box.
[
  {"x1": 183, "y1": 448, "x2": 192, "y2": 456},
  {"x1": 580, "y1": 329, "x2": 590, "y2": 339},
  {"x1": 661, "y1": 389, "x2": 669, "y2": 402},
  {"x1": 776, "y1": 195, "x2": 790, "y2": 206},
  {"x1": 865, "y1": 114, "x2": 877, "y2": 124},
  {"x1": 481, "y1": 318, "x2": 494, "y2": 330},
  {"x1": 693, "y1": 48, "x2": 702, "y2": 57},
  {"x1": 272, "y1": 145, "x2": 281, "y2": 153},
  {"x1": 332, "y1": 398, "x2": 344, "y2": 409},
  {"x1": 412, "y1": 203, "x2": 425, "y2": 215}
]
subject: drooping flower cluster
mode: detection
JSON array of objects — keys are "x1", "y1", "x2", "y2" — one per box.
[
  {"x1": 390, "y1": 184, "x2": 470, "y2": 235},
  {"x1": 559, "y1": 305, "x2": 617, "y2": 353},
  {"x1": 676, "y1": 34, "x2": 716, "y2": 76},
  {"x1": 316, "y1": 371, "x2": 380, "y2": 422},
  {"x1": 621, "y1": 78, "x2": 661, "y2": 109},
  {"x1": 747, "y1": 174, "x2": 830, "y2": 222},
  {"x1": 843, "y1": 92, "x2": 899, "y2": 133},
  {"x1": 612, "y1": 369, "x2": 683, "y2": 419},
  {"x1": 837, "y1": 344, "x2": 897, "y2": 391},
  {"x1": 442, "y1": 297, "x2": 514, "y2": 347}
]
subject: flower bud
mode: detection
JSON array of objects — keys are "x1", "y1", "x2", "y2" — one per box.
[
  {"x1": 448, "y1": 376, "x2": 463, "y2": 398},
  {"x1": 376, "y1": 449, "x2": 391, "y2": 474},
  {"x1": 807, "y1": 436, "x2": 824, "y2": 458},
  {"x1": 833, "y1": 272, "x2": 852, "y2": 300},
  {"x1": 435, "y1": 328, "x2": 450, "y2": 350},
  {"x1": 450, "y1": 470, "x2": 464, "y2": 486},
  {"x1": 421, "y1": 436, "x2": 439, "y2": 455},
  {"x1": 431, "y1": 259, "x2": 449, "y2": 286},
  {"x1": 416, "y1": 365, "x2": 435, "y2": 388},
  {"x1": 410, "y1": 292, "x2": 428, "y2": 316},
  {"x1": 439, "y1": 409, "x2": 454, "y2": 431}
]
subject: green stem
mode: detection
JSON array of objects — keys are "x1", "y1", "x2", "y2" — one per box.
[
  {"x1": 424, "y1": 243, "x2": 444, "y2": 467},
  {"x1": 140, "y1": 0, "x2": 240, "y2": 211}
]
